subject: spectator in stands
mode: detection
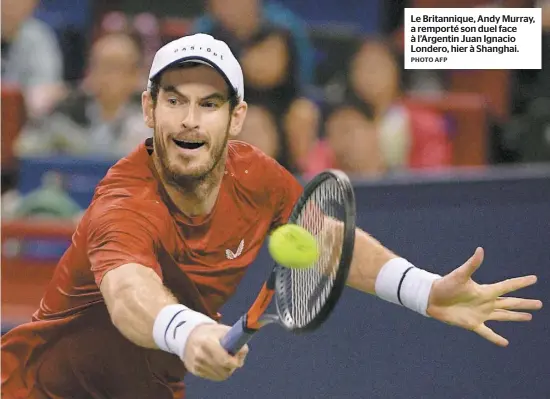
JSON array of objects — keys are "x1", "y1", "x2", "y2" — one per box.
[
  {"x1": 303, "y1": 102, "x2": 384, "y2": 178},
  {"x1": 16, "y1": 32, "x2": 151, "y2": 158},
  {"x1": 1, "y1": 0, "x2": 66, "y2": 119},
  {"x1": 303, "y1": 38, "x2": 451, "y2": 177},
  {"x1": 193, "y1": 0, "x2": 320, "y2": 171},
  {"x1": 7, "y1": 171, "x2": 82, "y2": 221}
]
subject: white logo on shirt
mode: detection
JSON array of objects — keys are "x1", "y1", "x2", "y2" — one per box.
[{"x1": 226, "y1": 239, "x2": 245, "y2": 260}]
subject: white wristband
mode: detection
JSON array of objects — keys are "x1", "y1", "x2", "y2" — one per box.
[
  {"x1": 153, "y1": 304, "x2": 216, "y2": 359},
  {"x1": 374, "y1": 258, "x2": 441, "y2": 316}
]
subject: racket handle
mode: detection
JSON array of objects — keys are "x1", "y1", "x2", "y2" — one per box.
[{"x1": 220, "y1": 315, "x2": 256, "y2": 355}]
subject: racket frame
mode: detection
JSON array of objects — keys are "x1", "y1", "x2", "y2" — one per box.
[
  {"x1": 275, "y1": 169, "x2": 356, "y2": 333},
  {"x1": 221, "y1": 170, "x2": 356, "y2": 353}
]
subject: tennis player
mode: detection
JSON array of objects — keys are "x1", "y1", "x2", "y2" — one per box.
[{"x1": 1, "y1": 34, "x2": 542, "y2": 399}]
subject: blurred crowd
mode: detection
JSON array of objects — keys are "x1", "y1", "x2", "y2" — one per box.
[{"x1": 2, "y1": 0, "x2": 550, "y2": 220}]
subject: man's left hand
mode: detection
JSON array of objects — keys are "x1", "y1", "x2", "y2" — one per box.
[{"x1": 427, "y1": 247, "x2": 543, "y2": 346}]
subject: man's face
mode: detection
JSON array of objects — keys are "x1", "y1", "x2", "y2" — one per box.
[
  {"x1": 88, "y1": 34, "x2": 141, "y2": 105},
  {"x1": 351, "y1": 42, "x2": 399, "y2": 104},
  {"x1": 142, "y1": 65, "x2": 247, "y2": 184}
]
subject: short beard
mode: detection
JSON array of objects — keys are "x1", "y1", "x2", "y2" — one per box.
[{"x1": 153, "y1": 117, "x2": 231, "y2": 191}]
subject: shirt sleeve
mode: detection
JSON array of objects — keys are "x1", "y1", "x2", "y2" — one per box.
[
  {"x1": 270, "y1": 164, "x2": 304, "y2": 231},
  {"x1": 87, "y1": 202, "x2": 163, "y2": 287}
]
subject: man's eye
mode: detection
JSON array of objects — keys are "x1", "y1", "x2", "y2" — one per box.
[
  {"x1": 202, "y1": 101, "x2": 219, "y2": 109},
  {"x1": 167, "y1": 98, "x2": 179, "y2": 106}
]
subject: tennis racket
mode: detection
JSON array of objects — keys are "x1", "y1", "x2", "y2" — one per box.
[{"x1": 220, "y1": 169, "x2": 356, "y2": 355}]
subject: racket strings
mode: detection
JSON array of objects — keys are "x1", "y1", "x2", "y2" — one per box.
[{"x1": 277, "y1": 178, "x2": 346, "y2": 328}]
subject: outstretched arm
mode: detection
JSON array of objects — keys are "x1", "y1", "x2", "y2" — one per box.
[
  {"x1": 346, "y1": 228, "x2": 397, "y2": 294},
  {"x1": 101, "y1": 263, "x2": 181, "y2": 349},
  {"x1": 345, "y1": 228, "x2": 543, "y2": 346},
  {"x1": 100, "y1": 263, "x2": 247, "y2": 381},
  {"x1": 88, "y1": 204, "x2": 246, "y2": 381}
]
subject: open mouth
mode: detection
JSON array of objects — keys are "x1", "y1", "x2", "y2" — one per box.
[{"x1": 172, "y1": 138, "x2": 206, "y2": 150}]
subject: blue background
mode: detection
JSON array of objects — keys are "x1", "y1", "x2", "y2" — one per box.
[{"x1": 185, "y1": 167, "x2": 550, "y2": 399}]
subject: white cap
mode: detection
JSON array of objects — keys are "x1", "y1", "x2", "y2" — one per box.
[{"x1": 148, "y1": 33, "x2": 244, "y2": 100}]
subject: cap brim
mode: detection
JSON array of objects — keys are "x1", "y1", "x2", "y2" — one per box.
[{"x1": 148, "y1": 56, "x2": 237, "y2": 96}]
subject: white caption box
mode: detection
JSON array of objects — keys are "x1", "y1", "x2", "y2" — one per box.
[{"x1": 404, "y1": 8, "x2": 541, "y2": 69}]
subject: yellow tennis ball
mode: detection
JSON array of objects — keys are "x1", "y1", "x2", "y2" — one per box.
[{"x1": 268, "y1": 224, "x2": 319, "y2": 269}]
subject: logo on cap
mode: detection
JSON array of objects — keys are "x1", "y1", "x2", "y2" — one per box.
[{"x1": 173, "y1": 46, "x2": 225, "y2": 61}]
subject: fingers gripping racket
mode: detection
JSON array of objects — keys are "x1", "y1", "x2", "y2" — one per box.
[{"x1": 221, "y1": 170, "x2": 356, "y2": 354}]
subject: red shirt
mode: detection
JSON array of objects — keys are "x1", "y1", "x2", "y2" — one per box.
[{"x1": 1, "y1": 139, "x2": 303, "y2": 399}]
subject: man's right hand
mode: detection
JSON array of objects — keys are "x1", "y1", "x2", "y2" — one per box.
[{"x1": 183, "y1": 324, "x2": 249, "y2": 381}]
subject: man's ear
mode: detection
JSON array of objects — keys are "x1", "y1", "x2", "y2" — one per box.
[
  {"x1": 229, "y1": 101, "x2": 248, "y2": 138},
  {"x1": 142, "y1": 91, "x2": 155, "y2": 129}
]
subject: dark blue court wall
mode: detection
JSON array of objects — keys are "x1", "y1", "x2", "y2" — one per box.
[{"x1": 187, "y1": 166, "x2": 550, "y2": 399}]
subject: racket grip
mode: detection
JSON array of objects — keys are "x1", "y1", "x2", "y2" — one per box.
[{"x1": 220, "y1": 315, "x2": 256, "y2": 355}]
